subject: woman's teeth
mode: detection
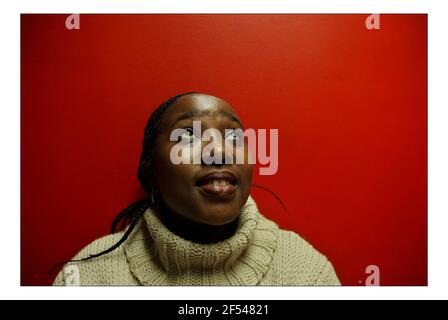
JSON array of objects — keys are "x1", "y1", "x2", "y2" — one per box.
[
  {"x1": 197, "y1": 177, "x2": 237, "y2": 197},
  {"x1": 209, "y1": 179, "x2": 230, "y2": 186}
]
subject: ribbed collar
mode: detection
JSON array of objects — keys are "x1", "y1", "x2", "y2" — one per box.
[{"x1": 124, "y1": 196, "x2": 278, "y2": 285}]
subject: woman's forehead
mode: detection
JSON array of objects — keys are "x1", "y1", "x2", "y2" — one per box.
[{"x1": 160, "y1": 94, "x2": 241, "y2": 128}]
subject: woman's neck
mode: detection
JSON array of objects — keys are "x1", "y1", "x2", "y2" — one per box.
[{"x1": 157, "y1": 205, "x2": 238, "y2": 244}]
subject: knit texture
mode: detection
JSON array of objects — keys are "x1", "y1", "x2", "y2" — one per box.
[{"x1": 54, "y1": 196, "x2": 340, "y2": 286}]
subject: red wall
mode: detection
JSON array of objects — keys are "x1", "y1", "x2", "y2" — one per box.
[{"x1": 21, "y1": 14, "x2": 427, "y2": 286}]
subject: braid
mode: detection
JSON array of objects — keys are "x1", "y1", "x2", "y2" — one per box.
[
  {"x1": 252, "y1": 184, "x2": 287, "y2": 211},
  {"x1": 110, "y1": 199, "x2": 148, "y2": 234},
  {"x1": 49, "y1": 201, "x2": 148, "y2": 274},
  {"x1": 51, "y1": 92, "x2": 198, "y2": 273}
]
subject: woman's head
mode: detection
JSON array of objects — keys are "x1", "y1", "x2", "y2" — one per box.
[{"x1": 138, "y1": 92, "x2": 253, "y2": 226}]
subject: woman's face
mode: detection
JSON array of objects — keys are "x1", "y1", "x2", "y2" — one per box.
[{"x1": 150, "y1": 93, "x2": 253, "y2": 226}]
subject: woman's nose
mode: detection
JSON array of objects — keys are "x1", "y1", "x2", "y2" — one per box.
[{"x1": 201, "y1": 135, "x2": 234, "y2": 166}]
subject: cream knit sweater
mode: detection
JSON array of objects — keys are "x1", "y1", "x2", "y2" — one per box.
[{"x1": 54, "y1": 196, "x2": 340, "y2": 286}]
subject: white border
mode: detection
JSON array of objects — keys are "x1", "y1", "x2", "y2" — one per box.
[
  {"x1": 2, "y1": 0, "x2": 447, "y2": 300},
  {"x1": 18, "y1": 0, "x2": 429, "y2": 14}
]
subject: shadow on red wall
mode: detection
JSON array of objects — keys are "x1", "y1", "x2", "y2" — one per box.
[{"x1": 21, "y1": 14, "x2": 427, "y2": 286}]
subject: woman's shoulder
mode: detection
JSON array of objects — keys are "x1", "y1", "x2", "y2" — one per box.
[
  {"x1": 53, "y1": 231, "x2": 137, "y2": 286},
  {"x1": 270, "y1": 223, "x2": 340, "y2": 285},
  {"x1": 256, "y1": 214, "x2": 330, "y2": 262}
]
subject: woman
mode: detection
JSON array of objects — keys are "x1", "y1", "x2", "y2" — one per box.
[{"x1": 53, "y1": 92, "x2": 340, "y2": 286}]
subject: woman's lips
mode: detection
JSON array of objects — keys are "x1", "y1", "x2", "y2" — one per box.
[
  {"x1": 195, "y1": 171, "x2": 238, "y2": 198},
  {"x1": 197, "y1": 181, "x2": 237, "y2": 197}
]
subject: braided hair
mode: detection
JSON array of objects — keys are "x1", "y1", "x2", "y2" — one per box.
[{"x1": 53, "y1": 92, "x2": 197, "y2": 268}]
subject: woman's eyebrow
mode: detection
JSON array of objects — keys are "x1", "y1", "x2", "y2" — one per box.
[{"x1": 171, "y1": 110, "x2": 243, "y2": 128}]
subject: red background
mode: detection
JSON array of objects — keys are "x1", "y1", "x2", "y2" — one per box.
[{"x1": 21, "y1": 14, "x2": 427, "y2": 286}]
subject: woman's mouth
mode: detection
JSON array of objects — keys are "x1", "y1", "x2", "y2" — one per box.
[{"x1": 195, "y1": 172, "x2": 238, "y2": 197}]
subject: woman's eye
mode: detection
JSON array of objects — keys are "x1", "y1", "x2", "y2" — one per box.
[
  {"x1": 225, "y1": 131, "x2": 241, "y2": 142},
  {"x1": 179, "y1": 127, "x2": 196, "y2": 142}
]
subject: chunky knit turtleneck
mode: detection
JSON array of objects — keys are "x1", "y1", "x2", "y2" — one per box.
[
  {"x1": 125, "y1": 196, "x2": 277, "y2": 285},
  {"x1": 54, "y1": 196, "x2": 340, "y2": 286}
]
